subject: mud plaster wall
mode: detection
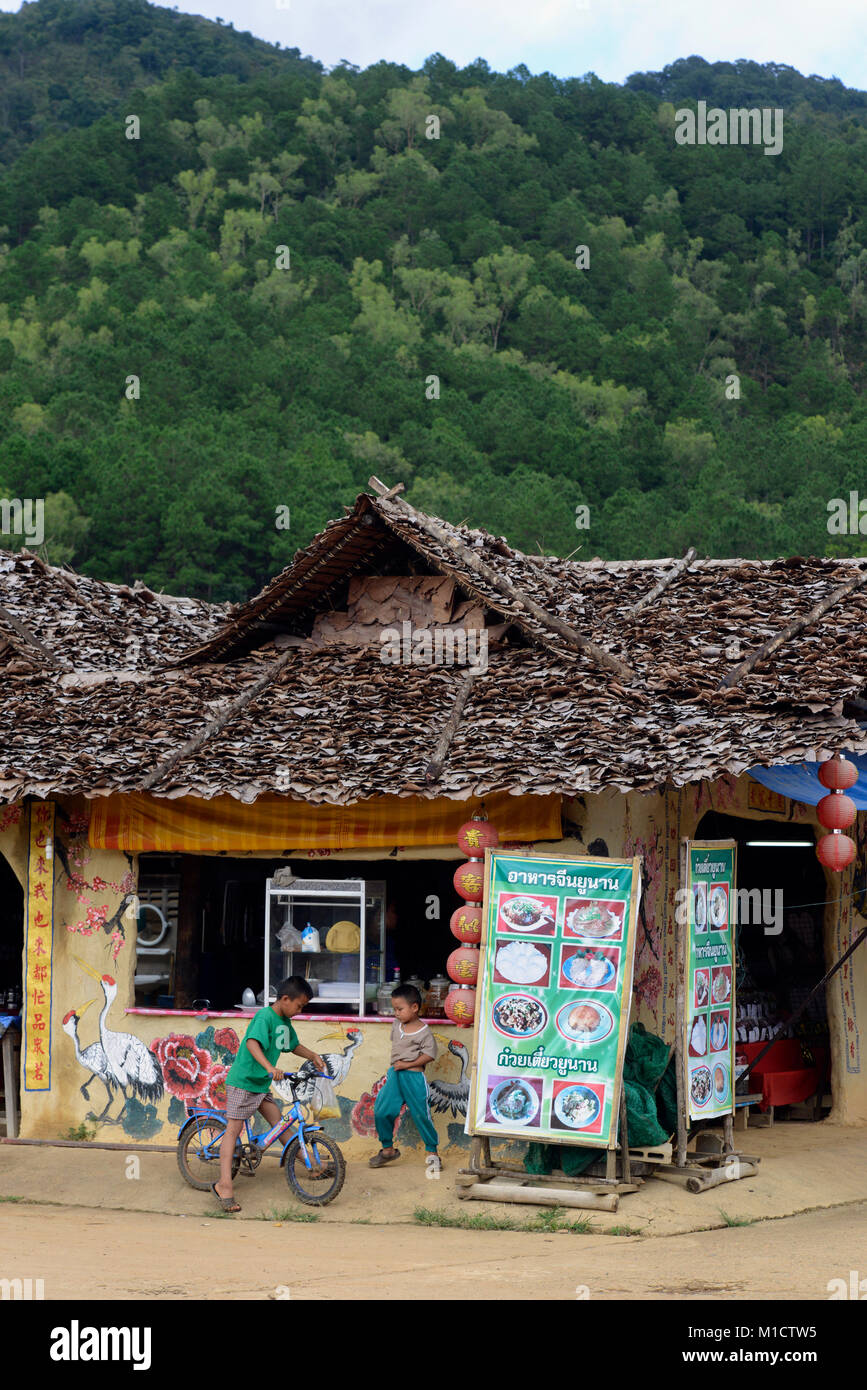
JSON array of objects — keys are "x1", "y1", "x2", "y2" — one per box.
[{"x1": 2, "y1": 779, "x2": 864, "y2": 1141}]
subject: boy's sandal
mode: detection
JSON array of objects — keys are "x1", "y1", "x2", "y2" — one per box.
[
  {"x1": 368, "y1": 1148, "x2": 400, "y2": 1168},
  {"x1": 211, "y1": 1182, "x2": 241, "y2": 1212}
]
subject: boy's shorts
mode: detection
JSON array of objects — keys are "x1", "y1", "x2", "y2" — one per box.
[{"x1": 225, "y1": 1086, "x2": 271, "y2": 1121}]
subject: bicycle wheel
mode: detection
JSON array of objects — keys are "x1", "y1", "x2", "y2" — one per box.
[
  {"x1": 177, "y1": 1116, "x2": 239, "y2": 1192},
  {"x1": 283, "y1": 1131, "x2": 346, "y2": 1206}
]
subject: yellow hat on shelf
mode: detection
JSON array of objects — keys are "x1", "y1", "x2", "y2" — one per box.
[{"x1": 325, "y1": 920, "x2": 361, "y2": 953}]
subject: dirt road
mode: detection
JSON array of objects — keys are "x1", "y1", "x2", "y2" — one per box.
[{"x1": 2, "y1": 1199, "x2": 864, "y2": 1300}]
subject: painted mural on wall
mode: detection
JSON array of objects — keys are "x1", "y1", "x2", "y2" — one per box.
[
  {"x1": 56, "y1": 810, "x2": 136, "y2": 962},
  {"x1": 64, "y1": 954, "x2": 164, "y2": 1128}
]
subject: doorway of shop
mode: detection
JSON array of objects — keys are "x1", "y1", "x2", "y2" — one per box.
[
  {"x1": 0, "y1": 852, "x2": 24, "y2": 1135},
  {"x1": 696, "y1": 811, "x2": 831, "y2": 1118}
]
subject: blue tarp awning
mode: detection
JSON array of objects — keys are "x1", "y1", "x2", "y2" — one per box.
[{"x1": 749, "y1": 756, "x2": 867, "y2": 809}]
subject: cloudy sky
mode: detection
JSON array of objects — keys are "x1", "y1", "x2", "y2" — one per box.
[{"x1": 2, "y1": 0, "x2": 865, "y2": 87}]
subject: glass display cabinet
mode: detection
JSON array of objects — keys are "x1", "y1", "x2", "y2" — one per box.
[{"x1": 264, "y1": 875, "x2": 386, "y2": 1015}]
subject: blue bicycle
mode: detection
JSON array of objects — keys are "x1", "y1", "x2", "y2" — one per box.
[{"x1": 176, "y1": 1073, "x2": 346, "y2": 1206}]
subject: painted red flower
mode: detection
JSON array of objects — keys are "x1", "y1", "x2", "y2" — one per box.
[
  {"x1": 351, "y1": 1073, "x2": 406, "y2": 1138},
  {"x1": 152, "y1": 1034, "x2": 212, "y2": 1101},
  {"x1": 204, "y1": 1063, "x2": 229, "y2": 1109},
  {"x1": 91, "y1": 876, "x2": 107, "y2": 891},
  {"x1": 214, "y1": 1028, "x2": 239, "y2": 1055}
]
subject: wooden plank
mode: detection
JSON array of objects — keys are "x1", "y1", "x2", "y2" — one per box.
[{"x1": 460, "y1": 1181, "x2": 619, "y2": 1211}]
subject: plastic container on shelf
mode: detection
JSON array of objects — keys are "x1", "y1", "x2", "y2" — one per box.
[
  {"x1": 376, "y1": 968, "x2": 401, "y2": 1016},
  {"x1": 425, "y1": 975, "x2": 450, "y2": 1017}
]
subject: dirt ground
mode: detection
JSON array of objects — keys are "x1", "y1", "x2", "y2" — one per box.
[
  {"x1": 2, "y1": 1199, "x2": 865, "y2": 1300},
  {"x1": 1, "y1": 1118, "x2": 864, "y2": 1235},
  {"x1": 1, "y1": 1119, "x2": 866, "y2": 1299}
]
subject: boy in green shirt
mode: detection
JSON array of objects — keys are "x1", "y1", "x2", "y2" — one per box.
[{"x1": 213, "y1": 977, "x2": 326, "y2": 1212}]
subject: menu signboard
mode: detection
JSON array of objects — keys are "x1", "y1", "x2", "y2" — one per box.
[
  {"x1": 684, "y1": 841, "x2": 737, "y2": 1122},
  {"x1": 467, "y1": 851, "x2": 641, "y2": 1148}
]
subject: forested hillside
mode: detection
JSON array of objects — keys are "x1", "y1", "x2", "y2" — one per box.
[{"x1": 1, "y1": 0, "x2": 867, "y2": 598}]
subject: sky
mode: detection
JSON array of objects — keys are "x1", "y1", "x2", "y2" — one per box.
[{"x1": 1, "y1": 0, "x2": 866, "y2": 89}]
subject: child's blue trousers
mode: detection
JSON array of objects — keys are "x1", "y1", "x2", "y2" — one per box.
[{"x1": 374, "y1": 1066, "x2": 439, "y2": 1151}]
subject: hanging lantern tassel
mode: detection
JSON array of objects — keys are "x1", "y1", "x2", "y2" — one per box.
[{"x1": 815, "y1": 755, "x2": 859, "y2": 872}]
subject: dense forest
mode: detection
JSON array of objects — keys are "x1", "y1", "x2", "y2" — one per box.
[{"x1": 1, "y1": 0, "x2": 867, "y2": 599}]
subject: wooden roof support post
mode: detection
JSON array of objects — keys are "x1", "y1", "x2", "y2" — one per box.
[
  {"x1": 368, "y1": 477, "x2": 636, "y2": 683},
  {"x1": 139, "y1": 647, "x2": 296, "y2": 791},
  {"x1": 626, "y1": 547, "x2": 697, "y2": 617},
  {"x1": 718, "y1": 567, "x2": 867, "y2": 691}
]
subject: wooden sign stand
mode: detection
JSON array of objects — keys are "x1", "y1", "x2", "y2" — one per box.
[{"x1": 641, "y1": 838, "x2": 760, "y2": 1194}]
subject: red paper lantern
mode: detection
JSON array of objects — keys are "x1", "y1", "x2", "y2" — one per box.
[
  {"x1": 457, "y1": 819, "x2": 500, "y2": 858},
  {"x1": 450, "y1": 904, "x2": 483, "y2": 942},
  {"x1": 818, "y1": 757, "x2": 859, "y2": 791},
  {"x1": 444, "y1": 985, "x2": 476, "y2": 1026},
  {"x1": 816, "y1": 833, "x2": 856, "y2": 871},
  {"x1": 453, "y1": 860, "x2": 484, "y2": 902},
  {"x1": 447, "y1": 945, "x2": 479, "y2": 985},
  {"x1": 817, "y1": 793, "x2": 857, "y2": 831}
]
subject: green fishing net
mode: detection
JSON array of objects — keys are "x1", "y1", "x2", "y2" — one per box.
[{"x1": 524, "y1": 1022, "x2": 676, "y2": 1177}]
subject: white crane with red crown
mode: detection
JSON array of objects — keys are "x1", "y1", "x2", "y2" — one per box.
[{"x1": 74, "y1": 955, "x2": 164, "y2": 1120}]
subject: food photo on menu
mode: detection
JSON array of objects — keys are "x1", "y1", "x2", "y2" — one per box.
[
  {"x1": 711, "y1": 965, "x2": 732, "y2": 1005},
  {"x1": 688, "y1": 1012, "x2": 709, "y2": 1059},
  {"x1": 496, "y1": 892, "x2": 558, "y2": 936},
  {"x1": 694, "y1": 968, "x2": 710, "y2": 1008},
  {"x1": 690, "y1": 1063, "x2": 713, "y2": 1110},
  {"x1": 554, "y1": 998, "x2": 615, "y2": 1045},
  {"x1": 485, "y1": 1075, "x2": 543, "y2": 1129},
  {"x1": 692, "y1": 882, "x2": 708, "y2": 933},
  {"x1": 491, "y1": 992, "x2": 548, "y2": 1039},
  {"x1": 708, "y1": 882, "x2": 730, "y2": 931},
  {"x1": 558, "y1": 943, "x2": 620, "y2": 993},
  {"x1": 550, "y1": 1079, "x2": 606, "y2": 1134},
  {"x1": 493, "y1": 938, "x2": 552, "y2": 989},
  {"x1": 562, "y1": 897, "x2": 625, "y2": 941},
  {"x1": 709, "y1": 1011, "x2": 730, "y2": 1053}
]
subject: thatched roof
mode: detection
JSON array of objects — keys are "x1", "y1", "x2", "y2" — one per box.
[{"x1": 2, "y1": 493, "x2": 867, "y2": 804}]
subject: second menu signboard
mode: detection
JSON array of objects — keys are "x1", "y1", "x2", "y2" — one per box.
[{"x1": 468, "y1": 851, "x2": 641, "y2": 1148}]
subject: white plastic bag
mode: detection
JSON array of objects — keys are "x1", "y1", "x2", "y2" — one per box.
[{"x1": 313, "y1": 1074, "x2": 339, "y2": 1119}]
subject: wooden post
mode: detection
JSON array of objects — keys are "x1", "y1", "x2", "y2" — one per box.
[
  {"x1": 1, "y1": 1028, "x2": 18, "y2": 1139},
  {"x1": 619, "y1": 1086, "x2": 631, "y2": 1183},
  {"x1": 173, "y1": 856, "x2": 202, "y2": 1009},
  {"x1": 723, "y1": 1113, "x2": 734, "y2": 1154},
  {"x1": 675, "y1": 838, "x2": 689, "y2": 1168}
]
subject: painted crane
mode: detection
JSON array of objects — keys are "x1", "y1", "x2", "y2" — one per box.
[
  {"x1": 427, "y1": 1039, "x2": 470, "y2": 1118},
  {"x1": 61, "y1": 999, "x2": 118, "y2": 1123},
  {"x1": 292, "y1": 1027, "x2": 363, "y2": 1111},
  {"x1": 74, "y1": 955, "x2": 164, "y2": 1117}
]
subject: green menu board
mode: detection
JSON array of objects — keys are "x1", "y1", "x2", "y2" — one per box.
[
  {"x1": 684, "y1": 842, "x2": 737, "y2": 1122},
  {"x1": 467, "y1": 851, "x2": 641, "y2": 1148}
]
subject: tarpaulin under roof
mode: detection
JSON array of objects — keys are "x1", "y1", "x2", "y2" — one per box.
[
  {"x1": 750, "y1": 756, "x2": 867, "y2": 809},
  {"x1": 3, "y1": 491, "x2": 867, "y2": 804}
]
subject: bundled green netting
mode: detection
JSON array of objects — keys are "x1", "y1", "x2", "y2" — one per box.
[{"x1": 524, "y1": 1022, "x2": 677, "y2": 1177}]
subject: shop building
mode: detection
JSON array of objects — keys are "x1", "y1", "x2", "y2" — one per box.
[{"x1": 1, "y1": 490, "x2": 866, "y2": 1151}]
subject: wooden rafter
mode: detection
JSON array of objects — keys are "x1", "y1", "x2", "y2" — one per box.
[
  {"x1": 0, "y1": 603, "x2": 67, "y2": 669},
  {"x1": 425, "y1": 668, "x2": 477, "y2": 783},
  {"x1": 718, "y1": 568, "x2": 867, "y2": 691},
  {"x1": 139, "y1": 648, "x2": 296, "y2": 790},
  {"x1": 626, "y1": 547, "x2": 697, "y2": 617},
  {"x1": 368, "y1": 477, "x2": 636, "y2": 683}
]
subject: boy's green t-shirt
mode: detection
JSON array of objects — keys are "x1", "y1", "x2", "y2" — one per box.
[{"x1": 227, "y1": 1006, "x2": 299, "y2": 1093}]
